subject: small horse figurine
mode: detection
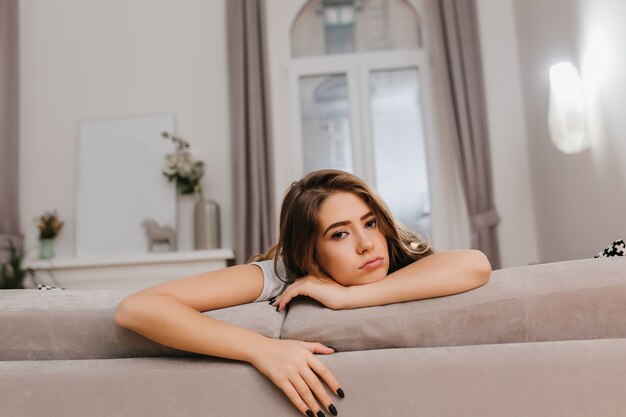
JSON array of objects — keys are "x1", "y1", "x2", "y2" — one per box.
[{"x1": 142, "y1": 219, "x2": 176, "y2": 252}]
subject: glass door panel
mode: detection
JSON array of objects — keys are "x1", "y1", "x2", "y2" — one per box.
[
  {"x1": 298, "y1": 74, "x2": 354, "y2": 173},
  {"x1": 369, "y1": 68, "x2": 431, "y2": 234}
]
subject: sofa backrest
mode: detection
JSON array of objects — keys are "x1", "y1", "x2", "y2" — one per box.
[
  {"x1": 2, "y1": 257, "x2": 625, "y2": 360},
  {"x1": 0, "y1": 290, "x2": 284, "y2": 360},
  {"x1": 281, "y1": 257, "x2": 626, "y2": 351}
]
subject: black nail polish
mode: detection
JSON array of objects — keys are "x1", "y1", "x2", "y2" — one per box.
[
  {"x1": 316, "y1": 411, "x2": 325, "y2": 417},
  {"x1": 276, "y1": 306, "x2": 280, "y2": 312},
  {"x1": 268, "y1": 296, "x2": 276, "y2": 303},
  {"x1": 329, "y1": 403, "x2": 337, "y2": 416},
  {"x1": 306, "y1": 409, "x2": 315, "y2": 417},
  {"x1": 336, "y1": 387, "x2": 345, "y2": 398}
]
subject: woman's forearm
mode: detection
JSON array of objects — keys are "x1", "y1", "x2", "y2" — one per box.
[
  {"x1": 343, "y1": 250, "x2": 491, "y2": 309},
  {"x1": 114, "y1": 294, "x2": 268, "y2": 363}
]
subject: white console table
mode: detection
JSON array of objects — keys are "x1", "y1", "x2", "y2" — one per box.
[{"x1": 26, "y1": 249, "x2": 235, "y2": 290}]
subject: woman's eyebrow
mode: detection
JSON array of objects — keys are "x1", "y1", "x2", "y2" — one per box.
[{"x1": 322, "y1": 211, "x2": 374, "y2": 236}]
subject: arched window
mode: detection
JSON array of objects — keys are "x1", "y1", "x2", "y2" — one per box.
[
  {"x1": 291, "y1": 0, "x2": 422, "y2": 57},
  {"x1": 287, "y1": 0, "x2": 432, "y2": 235}
]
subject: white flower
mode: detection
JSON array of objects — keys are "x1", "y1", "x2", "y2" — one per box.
[
  {"x1": 191, "y1": 161, "x2": 205, "y2": 179},
  {"x1": 162, "y1": 131, "x2": 205, "y2": 194}
]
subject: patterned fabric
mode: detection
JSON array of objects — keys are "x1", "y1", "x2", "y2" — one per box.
[
  {"x1": 594, "y1": 239, "x2": 626, "y2": 258},
  {"x1": 37, "y1": 284, "x2": 66, "y2": 290}
]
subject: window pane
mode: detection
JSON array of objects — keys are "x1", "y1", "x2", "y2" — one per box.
[
  {"x1": 299, "y1": 74, "x2": 353, "y2": 173},
  {"x1": 292, "y1": 0, "x2": 421, "y2": 58},
  {"x1": 370, "y1": 68, "x2": 430, "y2": 235}
]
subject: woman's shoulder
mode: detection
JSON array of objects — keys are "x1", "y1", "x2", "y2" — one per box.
[
  {"x1": 249, "y1": 256, "x2": 293, "y2": 302},
  {"x1": 250, "y1": 256, "x2": 291, "y2": 279}
]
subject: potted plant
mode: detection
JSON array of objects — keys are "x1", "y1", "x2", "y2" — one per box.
[
  {"x1": 161, "y1": 131, "x2": 205, "y2": 196},
  {"x1": 34, "y1": 210, "x2": 64, "y2": 259},
  {"x1": 161, "y1": 132, "x2": 219, "y2": 249},
  {"x1": 0, "y1": 239, "x2": 37, "y2": 289}
]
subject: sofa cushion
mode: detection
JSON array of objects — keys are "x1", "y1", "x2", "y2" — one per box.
[
  {"x1": 0, "y1": 289, "x2": 284, "y2": 360},
  {"x1": 281, "y1": 257, "x2": 626, "y2": 351},
  {"x1": 3, "y1": 338, "x2": 626, "y2": 417}
]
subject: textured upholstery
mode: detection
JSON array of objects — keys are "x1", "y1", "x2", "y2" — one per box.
[
  {"x1": 282, "y1": 257, "x2": 626, "y2": 350},
  {"x1": 0, "y1": 289, "x2": 284, "y2": 360},
  {"x1": 3, "y1": 339, "x2": 626, "y2": 417},
  {"x1": 3, "y1": 257, "x2": 626, "y2": 417}
]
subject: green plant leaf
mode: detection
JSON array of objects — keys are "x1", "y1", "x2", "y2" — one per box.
[{"x1": 0, "y1": 238, "x2": 33, "y2": 290}]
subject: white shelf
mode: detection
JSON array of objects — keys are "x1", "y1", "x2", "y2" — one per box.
[
  {"x1": 27, "y1": 249, "x2": 235, "y2": 290},
  {"x1": 28, "y1": 249, "x2": 234, "y2": 270}
]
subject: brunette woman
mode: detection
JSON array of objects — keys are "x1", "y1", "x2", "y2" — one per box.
[{"x1": 115, "y1": 169, "x2": 491, "y2": 417}]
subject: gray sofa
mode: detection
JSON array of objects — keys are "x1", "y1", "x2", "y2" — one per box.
[{"x1": 2, "y1": 256, "x2": 626, "y2": 417}]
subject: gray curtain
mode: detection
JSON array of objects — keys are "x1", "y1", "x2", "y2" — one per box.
[
  {"x1": 437, "y1": 0, "x2": 502, "y2": 269},
  {"x1": 0, "y1": 0, "x2": 21, "y2": 259},
  {"x1": 227, "y1": 0, "x2": 276, "y2": 264}
]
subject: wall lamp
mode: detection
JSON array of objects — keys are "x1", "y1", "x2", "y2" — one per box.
[{"x1": 548, "y1": 61, "x2": 590, "y2": 154}]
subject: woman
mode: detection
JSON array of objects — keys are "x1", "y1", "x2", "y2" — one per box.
[{"x1": 115, "y1": 169, "x2": 491, "y2": 417}]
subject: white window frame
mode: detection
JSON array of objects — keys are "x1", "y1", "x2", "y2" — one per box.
[
  {"x1": 288, "y1": 55, "x2": 365, "y2": 180},
  {"x1": 264, "y1": 0, "x2": 471, "y2": 251}
]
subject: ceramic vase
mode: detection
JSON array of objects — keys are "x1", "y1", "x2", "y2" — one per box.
[
  {"x1": 39, "y1": 239, "x2": 55, "y2": 260},
  {"x1": 177, "y1": 193, "x2": 196, "y2": 251},
  {"x1": 194, "y1": 198, "x2": 221, "y2": 250}
]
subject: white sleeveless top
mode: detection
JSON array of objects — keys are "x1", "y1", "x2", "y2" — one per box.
[{"x1": 250, "y1": 258, "x2": 294, "y2": 302}]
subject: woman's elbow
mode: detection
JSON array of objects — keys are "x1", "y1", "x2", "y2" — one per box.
[
  {"x1": 114, "y1": 295, "x2": 142, "y2": 330},
  {"x1": 471, "y1": 250, "x2": 492, "y2": 285}
]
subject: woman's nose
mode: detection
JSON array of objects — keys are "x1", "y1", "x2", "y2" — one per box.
[{"x1": 357, "y1": 233, "x2": 375, "y2": 254}]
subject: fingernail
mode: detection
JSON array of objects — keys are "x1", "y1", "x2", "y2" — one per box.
[
  {"x1": 329, "y1": 403, "x2": 337, "y2": 416},
  {"x1": 268, "y1": 296, "x2": 276, "y2": 304},
  {"x1": 336, "y1": 387, "x2": 345, "y2": 398},
  {"x1": 327, "y1": 346, "x2": 336, "y2": 350},
  {"x1": 316, "y1": 411, "x2": 325, "y2": 417},
  {"x1": 306, "y1": 410, "x2": 315, "y2": 417},
  {"x1": 276, "y1": 306, "x2": 280, "y2": 312}
]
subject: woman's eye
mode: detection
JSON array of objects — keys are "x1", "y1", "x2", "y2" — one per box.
[
  {"x1": 332, "y1": 231, "x2": 348, "y2": 240},
  {"x1": 365, "y1": 219, "x2": 377, "y2": 228}
]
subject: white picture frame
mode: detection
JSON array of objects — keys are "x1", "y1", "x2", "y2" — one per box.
[{"x1": 76, "y1": 114, "x2": 177, "y2": 258}]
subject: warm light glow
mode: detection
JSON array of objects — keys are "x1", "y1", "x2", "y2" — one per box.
[{"x1": 548, "y1": 62, "x2": 590, "y2": 154}]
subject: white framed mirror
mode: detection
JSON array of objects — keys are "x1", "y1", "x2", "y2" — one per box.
[{"x1": 76, "y1": 114, "x2": 177, "y2": 258}]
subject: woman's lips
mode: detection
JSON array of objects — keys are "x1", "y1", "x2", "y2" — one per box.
[{"x1": 359, "y1": 257, "x2": 384, "y2": 270}]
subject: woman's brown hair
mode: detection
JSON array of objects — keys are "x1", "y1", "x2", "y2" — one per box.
[{"x1": 251, "y1": 169, "x2": 433, "y2": 282}]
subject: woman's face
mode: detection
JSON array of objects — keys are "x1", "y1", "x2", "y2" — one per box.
[{"x1": 314, "y1": 192, "x2": 389, "y2": 286}]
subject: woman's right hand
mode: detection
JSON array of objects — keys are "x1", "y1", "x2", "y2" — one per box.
[{"x1": 248, "y1": 337, "x2": 344, "y2": 416}]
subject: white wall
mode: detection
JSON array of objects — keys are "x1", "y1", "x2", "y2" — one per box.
[
  {"x1": 19, "y1": 0, "x2": 232, "y2": 259},
  {"x1": 475, "y1": 0, "x2": 540, "y2": 267},
  {"x1": 476, "y1": 0, "x2": 626, "y2": 265},
  {"x1": 513, "y1": 0, "x2": 626, "y2": 263},
  {"x1": 20, "y1": 0, "x2": 615, "y2": 268}
]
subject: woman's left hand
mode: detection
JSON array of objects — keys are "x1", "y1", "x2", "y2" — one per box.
[{"x1": 271, "y1": 274, "x2": 348, "y2": 311}]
